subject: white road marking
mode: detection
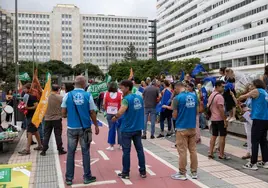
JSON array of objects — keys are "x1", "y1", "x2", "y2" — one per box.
[
  {"x1": 52, "y1": 132, "x2": 65, "y2": 188},
  {"x1": 64, "y1": 158, "x2": 99, "y2": 168},
  {"x1": 97, "y1": 119, "x2": 108, "y2": 127},
  {"x1": 138, "y1": 165, "x2": 156, "y2": 176},
  {"x1": 144, "y1": 148, "x2": 210, "y2": 188},
  {"x1": 98, "y1": 150, "x2": 110, "y2": 160},
  {"x1": 146, "y1": 165, "x2": 156, "y2": 176},
  {"x1": 72, "y1": 180, "x2": 117, "y2": 187},
  {"x1": 115, "y1": 170, "x2": 133, "y2": 185}
]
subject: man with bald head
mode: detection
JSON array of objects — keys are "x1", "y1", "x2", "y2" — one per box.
[{"x1": 61, "y1": 76, "x2": 100, "y2": 186}]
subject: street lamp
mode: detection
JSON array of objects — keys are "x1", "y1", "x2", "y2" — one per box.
[
  {"x1": 14, "y1": 0, "x2": 18, "y2": 126},
  {"x1": 32, "y1": 31, "x2": 35, "y2": 75},
  {"x1": 258, "y1": 38, "x2": 267, "y2": 68}
]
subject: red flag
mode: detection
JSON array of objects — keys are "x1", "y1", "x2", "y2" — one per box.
[
  {"x1": 128, "y1": 68, "x2": 134, "y2": 80},
  {"x1": 30, "y1": 69, "x2": 42, "y2": 101}
]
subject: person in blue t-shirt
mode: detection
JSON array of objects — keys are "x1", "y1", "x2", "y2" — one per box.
[
  {"x1": 238, "y1": 79, "x2": 268, "y2": 170},
  {"x1": 61, "y1": 76, "x2": 99, "y2": 186},
  {"x1": 171, "y1": 82, "x2": 198, "y2": 181},
  {"x1": 112, "y1": 80, "x2": 146, "y2": 179}
]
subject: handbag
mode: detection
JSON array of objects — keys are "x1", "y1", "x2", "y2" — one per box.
[
  {"x1": 205, "y1": 93, "x2": 219, "y2": 120},
  {"x1": 70, "y1": 92, "x2": 92, "y2": 144}
]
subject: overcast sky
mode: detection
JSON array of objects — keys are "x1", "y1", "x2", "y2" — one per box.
[{"x1": 0, "y1": 0, "x2": 156, "y2": 19}]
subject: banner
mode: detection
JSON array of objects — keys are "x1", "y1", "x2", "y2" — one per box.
[
  {"x1": 32, "y1": 73, "x2": 51, "y2": 128},
  {"x1": 18, "y1": 72, "x2": 31, "y2": 81},
  {"x1": 0, "y1": 162, "x2": 32, "y2": 188},
  {"x1": 30, "y1": 69, "x2": 42, "y2": 101},
  {"x1": 87, "y1": 82, "x2": 108, "y2": 99}
]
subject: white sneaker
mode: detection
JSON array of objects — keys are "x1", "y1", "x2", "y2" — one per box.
[
  {"x1": 243, "y1": 162, "x2": 258, "y2": 170},
  {"x1": 263, "y1": 162, "x2": 268, "y2": 169},
  {"x1": 190, "y1": 172, "x2": 198, "y2": 179},
  {"x1": 106, "y1": 146, "x2": 114, "y2": 151},
  {"x1": 171, "y1": 172, "x2": 187, "y2": 180},
  {"x1": 226, "y1": 116, "x2": 231, "y2": 121},
  {"x1": 228, "y1": 117, "x2": 236, "y2": 122},
  {"x1": 257, "y1": 161, "x2": 268, "y2": 169}
]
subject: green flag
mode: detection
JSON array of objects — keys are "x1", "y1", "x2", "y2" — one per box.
[
  {"x1": 105, "y1": 74, "x2": 112, "y2": 83},
  {"x1": 18, "y1": 72, "x2": 31, "y2": 81},
  {"x1": 87, "y1": 81, "x2": 108, "y2": 99}
]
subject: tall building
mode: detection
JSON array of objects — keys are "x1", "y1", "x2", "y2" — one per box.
[
  {"x1": 148, "y1": 19, "x2": 157, "y2": 60},
  {"x1": 157, "y1": 0, "x2": 268, "y2": 74},
  {"x1": 8, "y1": 4, "x2": 149, "y2": 72},
  {"x1": 81, "y1": 14, "x2": 149, "y2": 71},
  {"x1": 0, "y1": 8, "x2": 14, "y2": 67},
  {"x1": 13, "y1": 11, "x2": 51, "y2": 63}
]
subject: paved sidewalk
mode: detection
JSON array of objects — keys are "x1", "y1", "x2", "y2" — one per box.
[{"x1": 4, "y1": 115, "x2": 268, "y2": 188}]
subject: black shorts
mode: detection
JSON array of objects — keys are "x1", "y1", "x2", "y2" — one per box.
[
  {"x1": 27, "y1": 123, "x2": 38, "y2": 133},
  {"x1": 211, "y1": 121, "x2": 227, "y2": 137}
]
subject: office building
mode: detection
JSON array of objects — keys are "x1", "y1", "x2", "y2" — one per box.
[
  {"x1": 157, "y1": 0, "x2": 268, "y2": 74},
  {"x1": 81, "y1": 14, "x2": 149, "y2": 71},
  {"x1": 148, "y1": 19, "x2": 157, "y2": 60},
  {"x1": 0, "y1": 8, "x2": 14, "y2": 67},
  {"x1": 8, "y1": 4, "x2": 149, "y2": 72}
]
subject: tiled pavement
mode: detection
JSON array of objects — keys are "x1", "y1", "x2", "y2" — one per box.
[
  {"x1": 5, "y1": 115, "x2": 268, "y2": 188},
  {"x1": 7, "y1": 131, "x2": 62, "y2": 188}
]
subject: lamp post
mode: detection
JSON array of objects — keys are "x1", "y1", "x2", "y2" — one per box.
[
  {"x1": 106, "y1": 45, "x2": 109, "y2": 73},
  {"x1": 32, "y1": 31, "x2": 35, "y2": 75},
  {"x1": 258, "y1": 38, "x2": 267, "y2": 69},
  {"x1": 14, "y1": 0, "x2": 18, "y2": 126}
]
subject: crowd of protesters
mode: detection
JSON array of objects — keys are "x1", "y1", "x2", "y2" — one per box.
[{"x1": 1, "y1": 65, "x2": 267, "y2": 185}]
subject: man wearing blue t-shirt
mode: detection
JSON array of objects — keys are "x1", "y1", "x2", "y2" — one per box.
[
  {"x1": 112, "y1": 80, "x2": 146, "y2": 179},
  {"x1": 61, "y1": 76, "x2": 99, "y2": 186},
  {"x1": 171, "y1": 82, "x2": 198, "y2": 181}
]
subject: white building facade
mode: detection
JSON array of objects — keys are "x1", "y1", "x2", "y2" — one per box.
[
  {"x1": 157, "y1": 0, "x2": 268, "y2": 74},
  {"x1": 81, "y1": 14, "x2": 149, "y2": 71},
  {"x1": 14, "y1": 11, "x2": 51, "y2": 63},
  {"x1": 9, "y1": 4, "x2": 149, "y2": 72}
]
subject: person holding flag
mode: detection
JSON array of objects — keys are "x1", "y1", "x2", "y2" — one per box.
[
  {"x1": 157, "y1": 80, "x2": 173, "y2": 138},
  {"x1": 18, "y1": 83, "x2": 42, "y2": 155}
]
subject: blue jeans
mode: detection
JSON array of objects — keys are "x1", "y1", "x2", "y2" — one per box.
[
  {"x1": 38, "y1": 119, "x2": 44, "y2": 141},
  {"x1": 199, "y1": 113, "x2": 206, "y2": 129},
  {"x1": 106, "y1": 114, "x2": 122, "y2": 145},
  {"x1": 143, "y1": 108, "x2": 156, "y2": 136},
  {"x1": 66, "y1": 129, "x2": 92, "y2": 181},
  {"x1": 121, "y1": 131, "x2": 146, "y2": 175}
]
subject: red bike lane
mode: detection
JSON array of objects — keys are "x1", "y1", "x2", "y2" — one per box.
[{"x1": 58, "y1": 119, "x2": 200, "y2": 188}]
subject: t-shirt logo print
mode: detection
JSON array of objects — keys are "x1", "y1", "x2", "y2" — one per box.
[
  {"x1": 73, "y1": 93, "x2": 84, "y2": 105},
  {"x1": 186, "y1": 95, "x2": 195, "y2": 108},
  {"x1": 134, "y1": 98, "x2": 142, "y2": 110}
]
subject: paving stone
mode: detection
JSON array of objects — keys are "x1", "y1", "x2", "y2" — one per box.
[
  {"x1": 35, "y1": 174, "x2": 57, "y2": 183},
  {"x1": 34, "y1": 182, "x2": 58, "y2": 188}
]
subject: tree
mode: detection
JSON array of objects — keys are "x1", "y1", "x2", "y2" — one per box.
[
  {"x1": 73, "y1": 63, "x2": 104, "y2": 80},
  {"x1": 108, "y1": 58, "x2": 207, "y2": 83},
  {"x1": 40, "y1": 60, "x2": 73, "y2": 77},
  {"x1": 124, "y1": 43, "x2": 137, "y2": 62}
]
